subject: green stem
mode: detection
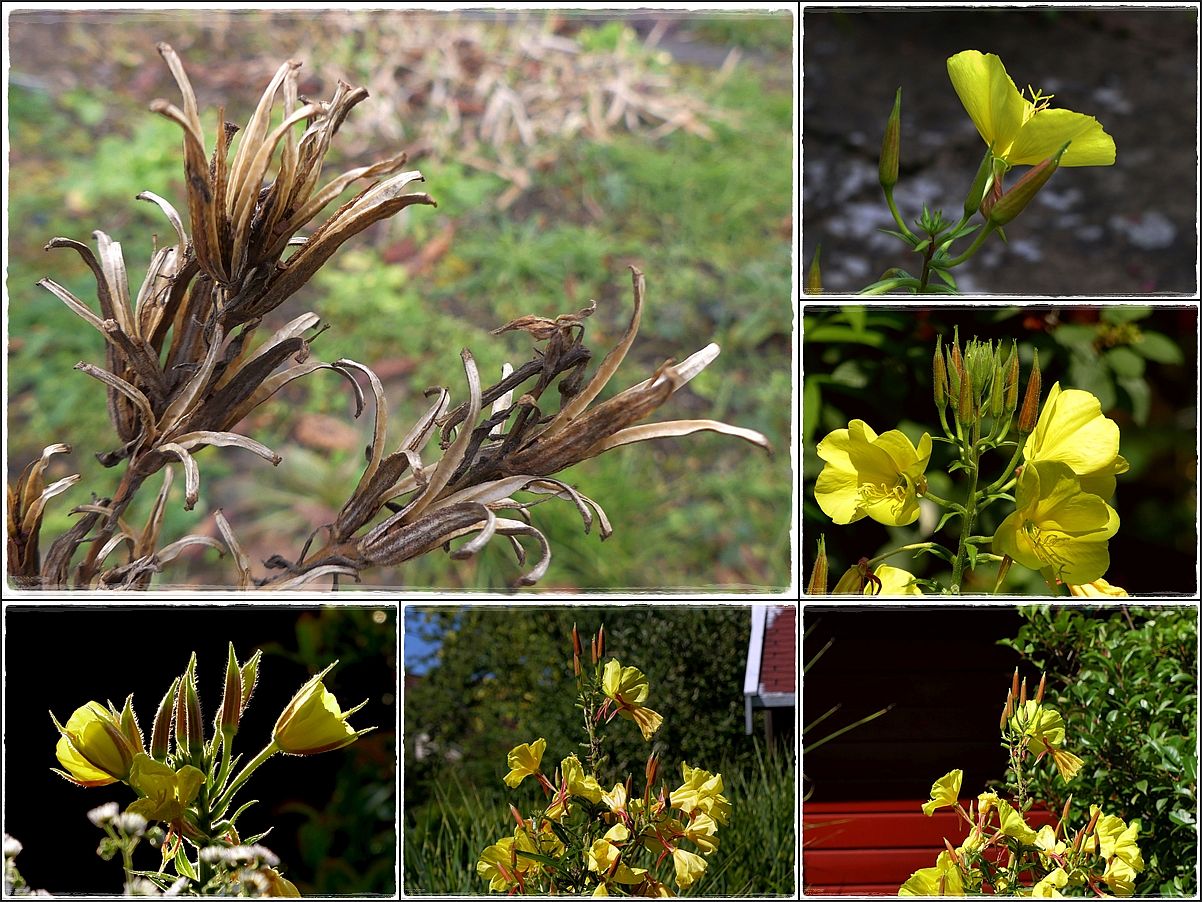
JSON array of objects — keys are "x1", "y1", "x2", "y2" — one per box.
[
  {"x1": 883, "y1": 185, "x2": 917, "y2": 240},
  {"x1": 986, "y1": 434, "x2": 1027, "y2": 495},
  {"x1": 865, "y1": 542, "x2": 946, "y2": 568},
  {"x1": 215, "y1": 729, "x2": 233, "y2": 796},
  {"x1": 214, "y1": 740, "x2": 278, "y2": 815},
  {"x1": 950, "y1": 447, "x2": 981, "y2": 594},
  {"x1": 916, "y1": 487, "x2": 960, "y2": 510},
  {"x1": 944, "y1": 222, "x2": 995, "y2": 267}
]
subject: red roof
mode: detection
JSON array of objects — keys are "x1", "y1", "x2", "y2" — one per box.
[{"x1": 760, "y1": 606, "x2": 796, "y2": 693}]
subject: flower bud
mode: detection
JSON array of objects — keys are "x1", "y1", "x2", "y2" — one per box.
[
  {"x1": 510, "y1": 804, "x2": 526, "y2": 829},
  {"x1": 1058, "y1": 795, "x2": 1073, "y2": 839},
  {"x1": 933, "y1": 336, "x2": 948, "y2": 411},
  {"x1": 150, "y1": 678, "x2": 178, "y2": 762},
  {"x1": 879, "y1": 88, "x2": 902, "y2": 189},
  {"x1": 1018, "y1": 349, "x2": 1042, "y2": 434},
  {"x1": 989, "y1": 141, "x2": 1071, "y2": 226},
  {"x1": 980, "y1": 161, "x2": 1005, "y2": 219},
  {"x1": 591, "y1": 635, "x2": 598, "y2": 665},
  {"x1": 1019, "y1": 677, "x2": 1028, "y2": 707},
  {"x1": 957, "y1": 365, "x2": 973, "y2": 422},
  {"x1": 807, "y1": 244, "x2": 822, "y2": 295},
  {"x1": 807, "y1": 535, "x2": 828, "y2": 595},
  {"x1": 1003, "y1": 342, "x2": 1020, "y2": 412},
  {"x1": 239, "y1": 649, "x2": 262, "y2": 717},
  {"x1": 646, "y1": 752, "x2": 660, "y2": 788},
  {"x1": 999, "y1": 700, "x2": 1009, "y2": 731},
  {"x1": 572, "y1": 624, "x2": 583, "y2": 659},
  {"x1": 118, "y1": 694, "x2": 143, "y2": 754},
  {"x1": 596, "y1": 625, "x2": 605, "y2": 661},
  {"x1": 966, "y1": 340, "x2": 993, "y2": 405},
  {"x1": 964, "y1": 150, "x2": 994, "y2": 218},
  {"x1": 943, "y1": 837, "x2": 961, "y2": 867},
  {"x1": 184, "y1": 656, "x2": 204, "y2": 758},
  {"x1": 1011, "y1": 667, "x2": 1020, "y2": 703},
  {"x1": 1035, "y1": 673, "x2": 1047, "y2": 705},
  {"x1": 1004, "y1": 687, "x2": 1014, "y2": 724},
  {"x1": 990, "y1": 361, "x2": 1005, "y2": 418},
  {"x1": 219, "y1": 643, "x2": 242, "y2": 737},
  {"x1": 273, "y1": 661, "x2": 375, "y2": 755}
]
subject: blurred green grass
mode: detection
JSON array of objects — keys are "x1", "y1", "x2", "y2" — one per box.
[{"x1": 7, "y1": 13, "x2": 793, "y2": 591}]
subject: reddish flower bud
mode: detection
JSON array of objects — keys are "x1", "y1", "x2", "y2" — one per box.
[
  {"x1": 1018, "y1": 349, "x2": 1042, "y2": 434},
  {"x1": 807, "y1": 535, "x2": 828, "y2": 595},
  {"x1": 990, "y1": 141, "x2": 1071, "y2": 226}
]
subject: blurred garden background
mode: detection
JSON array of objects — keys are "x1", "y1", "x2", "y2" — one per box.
[
  {"x1": 803, "y1": 7, "x2": 1198, "y2": 294},
  {"x1": 802, "y1": 305, "x2": 1198, "y2": 595},
  {"x1": 6, "y1": 8, "x2": 794, "y2": 591},
  {"x1": 403, "y1": 606, "x2": 796, "y2": 896},
  {"x1": 3, "y1": 605, "x2": 397, "y2": 896}
]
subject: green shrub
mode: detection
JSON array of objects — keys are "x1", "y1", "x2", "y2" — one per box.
[{"x1": 999, "y1": 606, "x2": 1198, "y2": 896}]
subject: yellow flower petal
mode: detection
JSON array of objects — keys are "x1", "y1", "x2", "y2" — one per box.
[
  {"x1": 921, "y1": 768, "x2": 961, "y2": 816},
  {"x1": 947, "y1": 50, "x2": 1029, "y2": 156},
  {"x1": 1007, "y1": 108, "x2": 1116, "y2": 167}
]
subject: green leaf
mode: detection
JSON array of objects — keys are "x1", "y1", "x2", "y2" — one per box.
[
  {"x1": 515, "y1": 850, "x2": 563, "y2": 871},
  {"x1": 1135, "y1": 779, "x2": 1149, "y2": 794},
  {"x1": 916, "y1": 544, "x2": 956, "y2": 565},
  {"x1": 174, "y1": 846, "x2": 197, "y2": 881},
  {"x1": 1101, "y1": 306, "x2": 1153, "y2": 324},
  {"x1": 803, "y1": 324, "x2": 885, "y2": 347},
  {"x1": 830, "y1": 360, "x2": 870, "y2": 389},
  {"x1": 965, "y1": 542, "x2": 980, "y2": 570},
  {"x1": 1105, "y1": 346, "x2": 1145, "y2": 379},
  {"x1": 803, "y1": 378, "x2": 821, "y2": 447},
  {"x1": 877, "y1": 227, "x2": 922, "y2": 248},
  {"x1": 840, "y1": 306, "x2": 867, "y2": 333},
  {"x1": 934, "y1": 267, "x2": 958, "y2": 290},
  {"x1": 913, "y1": 238, "x2": 931, "y2": 254},
  {"x1": 1117, "y1": 375, "x2": 1150, "y2": 426},
  {"x1": 921, "y1": 282, "x2": 959, "y2": 294},
  {"x1": 1069, "y1": 354, "x2": 1115, "y2": 409},
  {"x1": 934, "y1": 510, "x2": 963, "y2": 533},
  {"x1": 1052, "y1": 324, "x2": 1099, "y2": 356},
  {"x1": 1168, "y1": 809, "x2": 1196, "y2": 828},
  {"x1": 858, "y1": 276, "x2": 915, "y2": 296},
  {"x1": 1133, "y1": 331, "x2": 1184, "y2": 364}
]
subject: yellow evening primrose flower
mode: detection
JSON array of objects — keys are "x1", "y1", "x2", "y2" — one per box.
[
  {"x1": 587, "y1": 823, "x2": 646, "y2": 886},
  {"x1": 1031, "y1": 866, "x2": 1069, "y2": 898},
  {"x1": 126, "y1": 754, "x2": 205, "y2": 821},
  {"x1": 993, "y1": 461, "x2": 1119, "y2": 585},
  {"x1": 51, "y1": 701, "x2": 141, "y2": 786},
  {"x1": 503, "y1": 738, "x2": 546, "y2": 788},
  {"x1": 602, "y1": 660, "x2": 663, "y2": 741},
  {"x1": 947, "y1": 50, "x2": 1116, "y2": 168},
  {"x1": 1008, "y1": 701, "x2": 1084, "y2": 782},
  {"x1": 671, "y1": 763, "x2": 731, "y2": 825},
  {"x1": 921, "y1": 768, "x2": 962, "y2": 816},
  {"x1": 671, "y1": 847, "x2": 708, "y2": 889},
  {"x1": 899, "y1": 850, "x2": 965, "y2": 896},
  {"x1": 548, "y1": 755, "x2": 605, "y2": 818},
  {"x1": 1095, "y1": 809, "x2": 1145, "y2": 894},
  {"x1": 477, "y1": 837, "x2": 520, "y2": 892},
  {"x1": 601, "y1": 782, "x2": 628, "y2": 815},
  {"x1": 996, "y1": 798, "x2": 1040, "y2": 845},
  {"x1": 1035, "y1": 824, "x2": 1067, "y2": 861},
  {"x1": 815, "y1": 420, "x2": 932, "y2": 527},
  {"x1": 1025, "y1": 382, "x2": 1128, "y2": 498}
]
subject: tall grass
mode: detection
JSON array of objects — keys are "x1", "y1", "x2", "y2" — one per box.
[{"x1": 403, "y1": 742, "x2": 796, "y2": 896}]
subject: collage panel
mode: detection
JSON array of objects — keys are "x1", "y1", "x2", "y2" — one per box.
[
  {"x1": 802, "y1": 5, "x2": 1197, "y2": 297},
  {"x1": 401, "y1": 604, "x2": 799, "y2": 897},
  {"x1": 801, "y1": 604, "x2": 1199, "y2": 897},
  {"x1": 2, "y1": 604, "x2": 398, "y2": 896},
  {"x1": 802, "y1": 304, "x2": 1198, "y2": 598},
  {"x1": 4, "y1": 7, "x2": 792, "y2": 595}
]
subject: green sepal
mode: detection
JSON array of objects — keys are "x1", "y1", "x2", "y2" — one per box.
[
  {"x1": 996, "y1": 225, "x2": 1008, "y2": 244},
  {"x1": 913, "y1": 238, "x2": 931, "y2": 254}
]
